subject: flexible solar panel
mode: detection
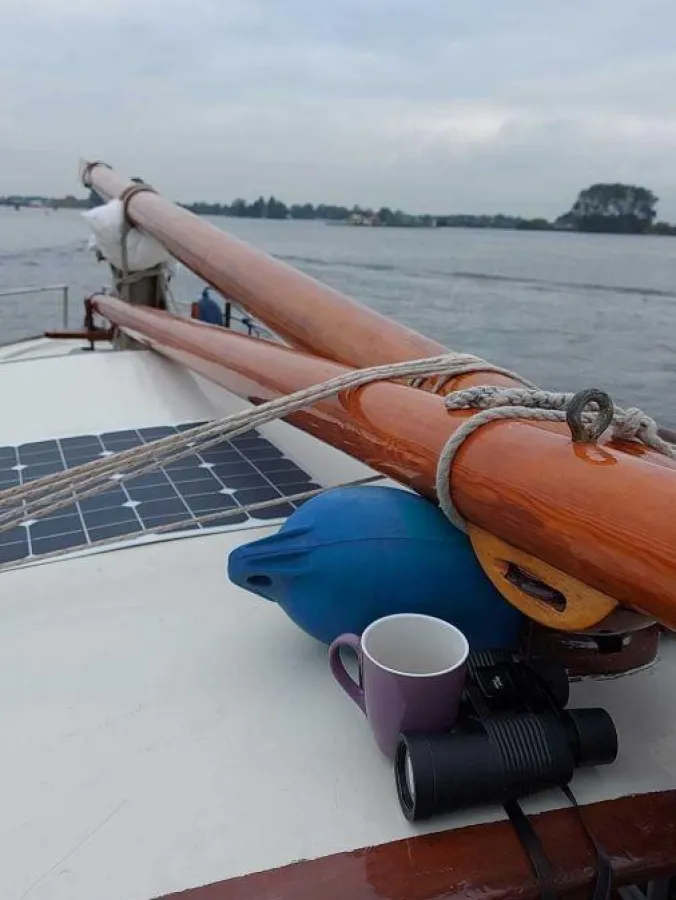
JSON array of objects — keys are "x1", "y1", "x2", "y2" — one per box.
[{"x1": 0, "y1": 423, "x2": 319, "y2": 563}]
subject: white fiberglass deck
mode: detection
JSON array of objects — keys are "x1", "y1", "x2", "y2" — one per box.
[{"x1": 1, "y1": 343, "x2": 675, "y2": 900}]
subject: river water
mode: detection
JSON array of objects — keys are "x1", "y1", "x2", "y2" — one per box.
[{"x1": 1, "y1": 206, "x2": 675, "y2": 425}]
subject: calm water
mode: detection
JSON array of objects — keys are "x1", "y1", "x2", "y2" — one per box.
[{"x1": 1, "y1": 206, "x2": 676, "y2": 425}]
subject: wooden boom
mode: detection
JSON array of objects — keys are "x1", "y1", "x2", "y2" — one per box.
[
  {"x1": 83, "y1": 162, "x2": 454, "y2": 369},
  {"x1": 92, "y1": 295, "x2": 676, "y2": 631},
  {"x1": 82, "y1": 161, "x2": 674, "y2": 470}
]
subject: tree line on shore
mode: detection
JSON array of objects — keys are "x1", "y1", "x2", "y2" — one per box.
[
  {"x1": 2, "y1": 183, "x2": 674, "y2": 235},
  {"x1": 178, "y1": 183, "x2": 675, "y2": 235},
  {"x1": 180, "y1": 197, "x2": 555, "y2": 230}
]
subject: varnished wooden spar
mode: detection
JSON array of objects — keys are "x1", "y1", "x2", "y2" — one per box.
[
  {"x1": 91, "y1": 295, "x2": 676, "y2": 630},
  {"x1": 81, "y1": 161, "x2": 675, "y2": 472},
  {"x1": 82, "y1": 162, "x2": 452, "y2": 370}
]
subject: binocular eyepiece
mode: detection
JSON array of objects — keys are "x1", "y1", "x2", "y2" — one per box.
[{"x1": 394, "y1": 652, "x2": 618, "y2": 821}]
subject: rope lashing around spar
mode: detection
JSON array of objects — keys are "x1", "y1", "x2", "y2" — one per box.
[
  {"x1": 0, "y1": 352, "x2": 674, "y2": 556},
  {"x1": 0, "y1": 354, "x2": 535, "y2": 531},
  {"x1": 435, "y1": 384, "x2": 676, "y2": 531},
  {"x1": 116, "y1": 182, "x2": 170, "y2": 309}
]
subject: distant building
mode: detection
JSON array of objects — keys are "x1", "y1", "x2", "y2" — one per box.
[{"x1": 347, "y1": 212, "x2": 378, "y2": 226}]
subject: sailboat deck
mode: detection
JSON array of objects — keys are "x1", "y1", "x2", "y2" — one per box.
[{"x1": 1, "y1": 343, "x2": 675, "y2": 899}]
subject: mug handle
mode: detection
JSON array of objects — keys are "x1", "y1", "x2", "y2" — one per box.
[{"x1": 328, "y1": 633, "x2": 365, "y2": 713}]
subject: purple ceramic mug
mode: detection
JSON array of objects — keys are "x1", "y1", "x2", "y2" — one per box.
[{"x1": 329, "y1": 613, "x2": 469, "y2": 758}]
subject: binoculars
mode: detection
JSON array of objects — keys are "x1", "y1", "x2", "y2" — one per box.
[{"x1": 395, "y1": 651, "x2": 618, "y2": 821}]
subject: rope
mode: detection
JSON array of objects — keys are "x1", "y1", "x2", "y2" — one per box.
[
  {"x1": 111, "y1": 181, "x2": 173, "y2": 310},
  {"x1": 162, "y1": 276, "x2": 181, "y2": 315},
  {"x1": 410, "y1": 364, "x2": 538, "y2": 393},
  {"x1": 0, "y1": 353, "x2": 515, "y2": 532},
  {"x1": 80, "y1": 160, "x2": 112, "y2": 188},
  {"x1": 435, "y1": 385, "x2": 676, "y2": 531},
  {"x1": 0, "y1": 476, "x2": 381, "y2": 574},
  {"x1": 0, "y1": 353, "x2": 673, "y2": 561}
]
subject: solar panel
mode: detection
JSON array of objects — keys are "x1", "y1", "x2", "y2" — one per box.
[{"x1": 0, "y1": 423, "x2": 320, "y2": 563}]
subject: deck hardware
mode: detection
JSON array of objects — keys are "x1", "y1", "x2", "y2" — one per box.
[{"x1": 566, "y1": 388, "x2": 614, "y2": 443}]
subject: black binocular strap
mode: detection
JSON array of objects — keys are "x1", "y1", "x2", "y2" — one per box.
[
  {"x1": 503, "y1": 788, "x2": 612, "y2": 900},
  {"x1": 560, "y1": 784, "x2": 613, "y2": 900},
  {"x1": 464, "y1": 682, "x2": 613, "y2": 900},
  {"x1": 504, "y1": 798, "x2": 559, "y2": 900}
]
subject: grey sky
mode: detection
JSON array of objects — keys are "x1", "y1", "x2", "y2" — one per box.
[{"x1": 2, "y1": 0, "x2": 675, "y2": 217}]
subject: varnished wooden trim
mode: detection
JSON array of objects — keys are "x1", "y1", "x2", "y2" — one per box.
[
  {"x1": 468, "y1": 524, "x2": 618, "y2": 630},
  {"x1": 156, "y1": 790, "x2": 676, "y2": 900}
]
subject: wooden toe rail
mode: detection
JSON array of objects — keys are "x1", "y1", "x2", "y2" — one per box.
[{"x1": 158, "y1": 790, "x2": 676, "y2": 900}]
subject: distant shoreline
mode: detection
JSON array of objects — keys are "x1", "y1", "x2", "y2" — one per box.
[
  {"x1": 4, "y1": 202, "x2": 675, "y2": 237},
  {"x1": 3, "y1": 183, "x2": 675, "y2": 236}
]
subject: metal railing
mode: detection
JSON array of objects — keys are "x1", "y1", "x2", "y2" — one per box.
[
  {"x1": 0, "y1": 284, "x2": 69, "y2": 328},
  {"x1": 0, "y1": 283, "x2": 272, "y2": 342}
]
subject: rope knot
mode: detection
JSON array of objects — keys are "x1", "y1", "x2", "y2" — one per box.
[
  {"x1": 436, "y1": 383, "x2": 676, "y2": 532},
  {"x1": 612, "y1": 407, "x2": 658, "y2": 444}
]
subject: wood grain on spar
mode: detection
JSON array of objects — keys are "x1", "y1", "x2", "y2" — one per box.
[{"x1": 91, "y1": 296, "x2": 676, "y2": 629}]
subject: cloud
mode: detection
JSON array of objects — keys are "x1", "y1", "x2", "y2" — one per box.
[{"x1": 1, "y1": 0, "x2": 675, "y2": 217}]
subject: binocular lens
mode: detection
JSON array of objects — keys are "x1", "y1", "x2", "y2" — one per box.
[{"x1": 396, "y1": 746, "x2": 417, "y2": 813}]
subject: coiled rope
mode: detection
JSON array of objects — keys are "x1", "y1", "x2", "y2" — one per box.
[{"x1": 0, "y1": 352, "x2": 673, "y2": 569}]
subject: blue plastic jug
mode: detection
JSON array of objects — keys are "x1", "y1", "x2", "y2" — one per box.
[{"x1": 228, "y1": 486, "x2": 522, "y2": 649}]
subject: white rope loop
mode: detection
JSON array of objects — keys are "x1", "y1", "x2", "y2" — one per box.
[{"x1": 436, "y1": 385, "x2": 676, "y2": 531}]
